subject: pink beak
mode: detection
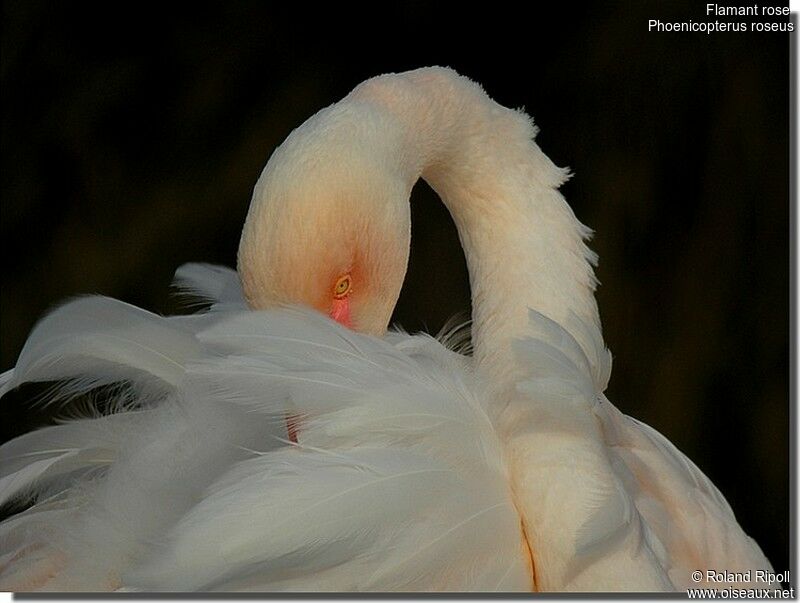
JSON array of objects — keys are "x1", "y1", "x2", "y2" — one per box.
[{"x1": 330, "y1": 296, "x2": 352, "y2": 328}]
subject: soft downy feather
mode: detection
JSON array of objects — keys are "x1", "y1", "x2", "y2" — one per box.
[
  {"x1": 0, "y1": 412, "x2": 149, "y2": 508},
  {"x1": 123, "y1": 308, "x2": 530, "y2": 591},
  {"x1": 0, "y1": 265, "x2": 267, "y2": 589},
  {"x1": 0, "y1": 265, "x2": 249, "y2": 515},
  {"x1": 0, "y1": 264, "x2": 531, "y2": 592}
]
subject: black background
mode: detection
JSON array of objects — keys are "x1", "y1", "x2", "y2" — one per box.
[{"x1": 1, "y1": 0, "x2": 791, "y2": 576}]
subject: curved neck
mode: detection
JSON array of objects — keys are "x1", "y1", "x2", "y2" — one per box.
[{"x1": 349, "y1": 68, "x2": 602, "y2": 388}]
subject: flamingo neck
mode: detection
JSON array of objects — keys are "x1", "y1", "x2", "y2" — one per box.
[{"x1": 349, "y1": 68, "x2": 602, "y2": 392}]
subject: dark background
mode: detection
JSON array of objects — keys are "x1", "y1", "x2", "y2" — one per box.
[{"x1": 1, "y1": 0, "x2": 791, "y2": 577}]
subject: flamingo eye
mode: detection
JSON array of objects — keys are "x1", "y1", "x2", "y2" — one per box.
[{"x1": 333, "y1": 275, "x2": 351, "y2": 298}]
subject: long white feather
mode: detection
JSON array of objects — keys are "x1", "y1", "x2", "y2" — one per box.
[
  {"x1": 172, "y1": 263, "x2": 246, "y2": 311},
  {"x1": 0, "y1": 296, "x2": 201, "y2": 400}
]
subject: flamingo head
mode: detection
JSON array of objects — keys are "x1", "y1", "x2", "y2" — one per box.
[{"x1": 237, "y1": 105, "x2": 411, "y2": 335}]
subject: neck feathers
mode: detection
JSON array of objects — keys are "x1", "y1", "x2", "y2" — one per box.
[{"x1": 349, "y1": 67, "x2": 603, "y2": 385}]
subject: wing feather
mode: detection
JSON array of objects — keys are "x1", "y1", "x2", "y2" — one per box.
[
  {"x1": 1, "y1": 292, "x2": 530, "y2": 592},
  {"x1": 0, "y1": 412, "x2": 148, "y2": 507},
  {"x1": 512, "y1": 309, "x2": 771, "y2": 590},
  {"x1": 172, "y1": 263, "x2": 246, "y2": 311},
  {"x1": 596, "y1": 399, "x2": 772, "y2": 587},
  {"x1": 1, "y1": 297, "x2": 201, "y2": 400}
]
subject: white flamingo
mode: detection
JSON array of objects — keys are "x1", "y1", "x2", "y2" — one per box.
[{"x1": 0, "y1": 67, "x2": 773, "y2": 592}]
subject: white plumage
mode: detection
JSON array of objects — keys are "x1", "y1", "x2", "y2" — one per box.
[
  {"x1": 1, "y1": 265, "x2": 530, "y2": 591},
  {"x1": 0, "y1": 67, "x2": 772, "y2": 592}
]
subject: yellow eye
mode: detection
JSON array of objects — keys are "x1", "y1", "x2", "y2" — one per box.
[{"x1": 333, "y1": 275, "x2": 351, "y2": 298}]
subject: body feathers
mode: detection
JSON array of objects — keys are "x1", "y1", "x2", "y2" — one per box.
[{"x1": 0, "y1": 265, "x2": 770, "y2": 591}]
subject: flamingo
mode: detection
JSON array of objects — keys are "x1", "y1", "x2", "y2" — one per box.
[{"x1": 0, "y1": 67, "x2": 773, "y2": 592}]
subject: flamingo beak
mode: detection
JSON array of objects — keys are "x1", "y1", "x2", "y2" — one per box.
[{"x1": 330, "y1": 296, "x2": 352, "y2": 328}]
